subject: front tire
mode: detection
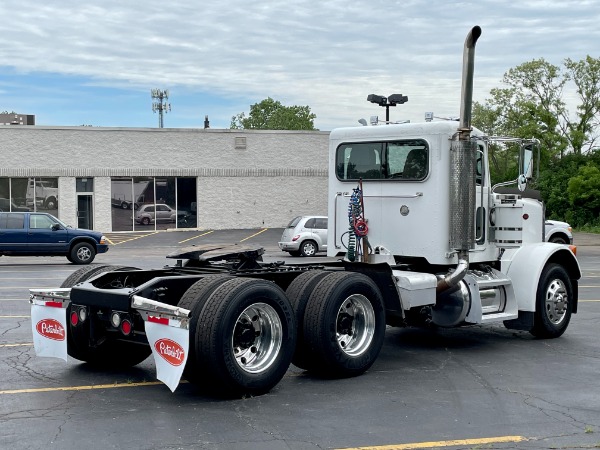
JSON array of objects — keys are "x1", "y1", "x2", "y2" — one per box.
[
  {"x1": 549, "y1": 236, "x2": 568, "y2": 245},
  {"x1": 193, "y1": 278, "x2": 296, "y2": 397},
  {"x1": 70, "y1": 242, "x2": 96, "y2": 264},
  {"x1": 302, "y1": 272, "x2": 386, "y2": 377},
  {"x1": 531, "y1": 263, "x2": 573, "y2": 338}
]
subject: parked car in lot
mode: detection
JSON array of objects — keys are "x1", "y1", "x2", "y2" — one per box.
[
  {"x1": 545, "y1": 220, "x2": 573, "y2": 244},
  {"x1": 135, "y1": 203, "x2": 189, "y2": 226},
  {"x1": 0, "y1": 198, "x2": 30, "y2": 212},
  {"x1": 0, "y1": 212, "x2": 108, "y2": 264},
  {"x1": 279, "y1": 215, "x2": 328, "y2": 256}
]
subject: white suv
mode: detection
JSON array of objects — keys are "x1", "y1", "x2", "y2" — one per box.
[
  {"x1": 544, "y1": 220, "x2": 573, "y2": 245},
  {"x1": 279, "y1": 216, "x2": 328, "y2": 257}
]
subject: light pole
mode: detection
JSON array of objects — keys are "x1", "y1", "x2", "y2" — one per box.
[
  {"x1": 151, "y1": 89, "x2": 171, "y2": 128},
  {"x1": 367, "y1": 93, "x2": 408, "y2": 123}
]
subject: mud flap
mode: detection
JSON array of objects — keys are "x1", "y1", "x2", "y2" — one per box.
[
  {"x1": 132, "y1": 295, "x2": 191, "y2": 392},
  {"x1": 144, "y1": 316, "x2": 189, "y2": 392},
  {"x1": 30, "y1": 290, "x2": 71, "y2": 362}
]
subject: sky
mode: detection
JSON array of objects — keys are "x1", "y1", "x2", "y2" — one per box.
[{"x1": 1, "y1": 1, "x2": 598, "y2": 131}]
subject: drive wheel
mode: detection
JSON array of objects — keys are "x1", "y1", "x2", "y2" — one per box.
[
  {"x1": 300, "y1": 240, "x2": 317, "y2": 257},
  {"x1": 193, "y1": 278, "x2": 296, "y2": 397},
  {"x1": 285, "y1": 270, "x2": 329, "y2": 370},
  {"x1": 61, "y1": 265, "x2": 151, "y2": 366},
  {"x1": 176, "y1": 275, "x2": 233, "y2": 383},
  {"x1": 302, "y1": 271, "x2": 385, "y2": 377},
  {"x1": 70, "y1": 242, "x2": 95, "y2": 264},
  {"x1": 531, "y1": 263, "x2": 573, "y2": 338},
  {"x1": 141, "y1": 217, "x2": 150, "y2": 225}
]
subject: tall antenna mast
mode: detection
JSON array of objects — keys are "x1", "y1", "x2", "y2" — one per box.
[{"x1": 151, "y1": 89, "x2": 171, "y2": 128}]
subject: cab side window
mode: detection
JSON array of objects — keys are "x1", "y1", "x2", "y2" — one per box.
[{"x1": 30, "y1": 214, "x2": 55, "y2": 229}]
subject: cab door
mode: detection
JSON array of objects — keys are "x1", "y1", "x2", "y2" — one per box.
[{"x1": 27, "y1": 213, "x2": 69, "y2": 252}]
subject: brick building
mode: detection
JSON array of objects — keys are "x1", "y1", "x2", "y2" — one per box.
[{"x1": 0, "y1": 126, "x2": 329, "y2": 232}]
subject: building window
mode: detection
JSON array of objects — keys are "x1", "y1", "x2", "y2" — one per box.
[{"x1": 111, "y1": 177, "x2": 197, "y2": 232}]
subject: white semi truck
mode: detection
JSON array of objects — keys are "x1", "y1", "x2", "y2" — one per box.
[{"x1": 30, "y1": 26, "x2": 580, "y2": 397}]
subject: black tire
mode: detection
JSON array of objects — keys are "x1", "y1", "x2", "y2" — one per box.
[
  {"x1": 549, "y1": 235, "x2": 568, "y2": 245},
  {"x1": 288, "y1": 250, "x2": 302, "y2": 257},
  {"x1": 45, "y1": 197, "x2": 57, "y2": 209},
  {"x1": 300, "y1": 240, "x2": 318, "y2": 257},
  {"x1": 193, "y1": 278, "x2": 296, "y2": 397},
  {"x1": 176, "y1": 275, "x2": 233, "y2": 383},
  {"x1": 285, "y1": 270, "x2": 329, "y2": 370},
  {"x1": 70, "y1": 242, "x2": 96, "y2": 264},
  {"x1": 530, "y1": 263, "x2": 573, "y2": 338},
  {"x1": 121, "y1": 202, "x2": 129, "y2": 209},
  {"x1": 61, "y1": 265, "x2": 151, "y2": 367},
  {"x1": 141, "y1": 217, "x2": 150, "y2": 225},
  {"x1": 302, "y1": 271, "x2": 386, "y2": 377}
]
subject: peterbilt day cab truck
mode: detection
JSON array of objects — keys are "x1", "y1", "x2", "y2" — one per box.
[{"x1": 30, "y1": 26, "x2": 580, "y2": 397}]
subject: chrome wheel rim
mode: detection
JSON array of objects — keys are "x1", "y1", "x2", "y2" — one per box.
[
  {"x1": 545, "y1": 278, "x2": 568, "y2": 326},
  {"x1": 336, "y1": 294, "x2": 375, "y2": 357},
  {"x1": 76, "y1": 247, "x2": 91, "y2": 261},
  {"x1": 232, "y1": 302, "x2": 282, "y2": 374},
  {"x1": 303, "y1": 242, "x2": 316, "y2": 256}
]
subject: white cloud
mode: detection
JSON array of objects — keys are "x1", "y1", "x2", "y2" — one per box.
[{"x1": 0, "y1": 0, "x2": 598, "y2": 129}]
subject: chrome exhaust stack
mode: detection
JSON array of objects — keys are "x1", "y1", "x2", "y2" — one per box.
[{"x1": 437, "y1": 26, "x2": 481, "y2": 294}]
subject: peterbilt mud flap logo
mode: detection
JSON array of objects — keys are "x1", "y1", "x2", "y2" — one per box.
[
  {"x1": 154, "y1": 338, "x2": 185, "y2": 366},
  {"x1": 30, "y1": 303, "x2": 68, "y2": 361},
  {"x1": 144, "y1": 316, "x2": 189, "y2": 392},
  {"x1": 36, "y1": 319, "x2": 65, "y2": 341}
]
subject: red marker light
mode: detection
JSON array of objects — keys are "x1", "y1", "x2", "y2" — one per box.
[
  {"x1": 522, "y1": 214, "x2": 529, "y2": 220},
  {"x1": 121, "y1": 319, "x2": 132, "y2": 336},
  {"x1": 70, "y1": 311, "x2": 79, "y2": 326}
]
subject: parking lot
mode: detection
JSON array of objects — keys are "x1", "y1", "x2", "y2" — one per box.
[{"x1": 1, "y1": 229, "x2": 599, "y2": 450}]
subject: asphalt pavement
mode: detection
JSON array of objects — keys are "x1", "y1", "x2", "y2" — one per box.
[{"x1": 0, "y1": 228, "x2": 599, "y2": 450}]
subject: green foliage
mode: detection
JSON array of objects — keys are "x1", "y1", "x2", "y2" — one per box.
[
  {"x1": 536, "y1": 150, "x2": 600, "y2": 227},
  {"x1": 567, "y1": 164, "x2": 600, "y2": 226},
  {"x1": 230, "y1": 97, "x2": 316, "y2": 130}
]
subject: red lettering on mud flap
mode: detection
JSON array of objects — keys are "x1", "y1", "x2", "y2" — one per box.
[
  {"x1": 154, "y1": 338, "x2": 186, "y2": 366},
  {"x1": 35, "y1": 319, "x2": 66, "y2": 341}
]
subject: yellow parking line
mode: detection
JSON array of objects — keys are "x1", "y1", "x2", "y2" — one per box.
[
  {"x1": 104, "y1": 232, "x2": 158, "y2": 245},
  {"x1": 0, "y1": 343, "x2": 32, "y2": 348},
  {"x1": 0, "y1": 381, "x2": 164, "y2": 395},
  {"x1": 178, "y1": 230, "x2": 214, "y2": 244},
  {"x1": 337, "y1": 435, "x2": 527, "y2": 450},
  {"x1": 104, "y1": 236, "x2": 115, "y2": 245},
  {"x1": 580, "y1": 299, "x2": 600, "y2": 302},
  {"x1": 0, "y1": 315, "x2": 30, "y2": 318},
  {"x1": 239, "y1": 228, "x2": 268, "y2": 242}
]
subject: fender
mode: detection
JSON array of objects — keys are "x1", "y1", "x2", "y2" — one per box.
[{"x1": 502, "y1": 243, "x2": 581, "y2": 312}]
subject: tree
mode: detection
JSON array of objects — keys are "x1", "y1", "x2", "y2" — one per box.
[
  {"x1": 472, "y1": 57, "x2": 600, "y2": 160},
  {"x1": 230, "y1": 97, "x2": 317, "y2": 130}
]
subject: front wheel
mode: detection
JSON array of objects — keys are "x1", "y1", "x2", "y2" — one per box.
[
  {"x1": 302, "y1": 271, "x2": 386, "y2": 377},
  {"x1": 192, "y1": 278, "x2": 296, "y2": 397},
  {"x1": 531, "y1": 263, "x2": 573, "y2": 338},
  {"x1": 549, "y1": 236, "x2": 568, "y2": 245},
  {"x1": 70, "y1": 242, "x2": 96, "y2": 264}
]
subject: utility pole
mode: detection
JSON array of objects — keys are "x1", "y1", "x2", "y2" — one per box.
[{"x1": 151, "y1": 89, "x2": 171, "y2": 128}]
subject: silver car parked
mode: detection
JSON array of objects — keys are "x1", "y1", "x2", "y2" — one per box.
[{"x1": 279, "y1": 216, "x2": 328, "y2": 257}]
